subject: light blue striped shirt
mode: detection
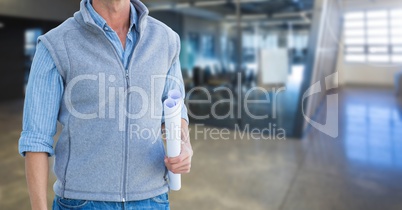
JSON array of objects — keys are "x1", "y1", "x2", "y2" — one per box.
[{"x1": 19, "y1": 1, "x2": 187, "y2": 156}]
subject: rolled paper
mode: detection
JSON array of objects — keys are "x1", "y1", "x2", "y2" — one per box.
[
  {"x1": 167, "y1": 89, "x2": 183, "y2": 120},
  {"x1": 168, "y1": 89, "x2": 182, "y2": 103},
  {"x1": 163, "y1": 90, "x2": 183, "y2": 191}
]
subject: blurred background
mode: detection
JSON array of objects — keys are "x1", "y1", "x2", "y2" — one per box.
[{"x1": 1, "y1": 0, "x2": 402, "y2": 209}]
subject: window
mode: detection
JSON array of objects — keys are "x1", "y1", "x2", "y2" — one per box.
[{"x1": 344, "y1": 9, "x2": 402, "y2": 63}]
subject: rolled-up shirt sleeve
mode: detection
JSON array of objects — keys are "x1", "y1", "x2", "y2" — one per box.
[
  {"x1": 161, "y1": 60, "x2": 189, "y2": 125},
  {"x1": 18, "y1": 42, "x2": 64, "y2": 157}
]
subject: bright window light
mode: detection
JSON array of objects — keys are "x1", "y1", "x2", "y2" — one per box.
[
  {"x1": 391, "y1": 19, "x2": 401, "y2": 27},
  {"x1": 367, "y1": 20, "x2": 388, "y2": 27},
  {"x1": 392, "y1": 55, "x2": 402, "y2": 63},
  {"x1": 344, "y1": 8, "x2": 402, "y2": 64},
  {"x1": 345, "y1": 29, "x2": 365, "y2": 36},
  {"x1": 367, "y1": 28, "x2": 388, "y2": 36},
  {"x1": 391, "y1": 28, "x2": 402, "y2": 36},
  {"x1": 391, "y1": 9, "x2": 402, "y2": 18},
  {"x1": 346, "y1": 55, "x2": 366, "y2": 62},
  {"x1": 394, "y1": 47, "x2": 402, "y2": 53},
  {"x1": 345, "y1": 21, "x2": 365, "y2": 28},
  {"x1": 345, "y1": 12, "x2": 365, "y2": 20},
  {"x1": 366, "y1": 10, "x2": 388, "y2": 18},
  {"x1": 368, "y1": 54, "x2": 389, "y2": 63},
  {"x1": 345, "y1": 38, "x2": 366, "y2": 45},
  {"x1": 347, "y1": 47, "x2": 365, "y2": 53},
  {"x1": 367, "y1": 37, "x2": 388, "y2": 45},
  {"x1": 369, "y1": 47, "x2": 388, "y2": 53},
  {"x1": 392, "y1": 37, "x2": 402, "y2": 44}
]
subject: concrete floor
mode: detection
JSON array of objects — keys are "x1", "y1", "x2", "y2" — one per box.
[{"x1": 1, "y1": 87, "x2": 402, "y2": 210}]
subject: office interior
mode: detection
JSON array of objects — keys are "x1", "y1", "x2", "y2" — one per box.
[{"x1": 1, "y1": 0, "x2": 402, "y2": 209}]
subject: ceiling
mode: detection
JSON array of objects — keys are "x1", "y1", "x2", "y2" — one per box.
[{"x1": 142, "y1": 0, "x2": 314, "y2": 19}]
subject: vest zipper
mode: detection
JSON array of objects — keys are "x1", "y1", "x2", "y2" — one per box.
[
  {"x1": 123, "y1": 69, "x2": 129, "y2": 203},
  {"x1": 95, "y1": 36, "x2": 133, "y2": 203},
  {"x1": 120, "y1": 16, "x2": 144, "y2": 202},
  {"x1": 87, "y1": 12, "x2": 145, "y2": 202}
]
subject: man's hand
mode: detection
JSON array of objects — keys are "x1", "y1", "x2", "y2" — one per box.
[{"x1": 163, "y1": 119, "x2": 193, "y2": 174}]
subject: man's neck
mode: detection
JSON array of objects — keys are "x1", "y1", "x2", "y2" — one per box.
[{"x1": 92, "y1": 0, "x2": 131, "y2": 33}]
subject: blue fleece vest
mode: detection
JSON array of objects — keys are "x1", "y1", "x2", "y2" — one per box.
[{"x1": 39, "y1": 0, "x2": 180, "y2": 201}]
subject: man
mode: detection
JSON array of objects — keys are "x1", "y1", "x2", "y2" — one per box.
[{"x1": 18, "y1": 0, "x2": 193, "y2": 209}]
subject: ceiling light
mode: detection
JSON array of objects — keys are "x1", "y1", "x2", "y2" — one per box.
[
  {"x1": 195, "y1": 0, "x2": 227, "y2": 7},
  {"x1": 176, "y1": 3, "x2": 190, "y2": 8},
  {"x1": 147, "y1": 0, "x2": 271, "y2": 11},
  {"x1": 272, "y1": 10, "x2": 312, "y2": 19},
  {"x1": 148, "y1": 4, "x2": 173, "y2": 11},
  {"x1": 235, "y1": 0, "x2": 270, "y2": 3},
  {"x1": 226, "y1": 14, "x2": 268, "y2": 20}
]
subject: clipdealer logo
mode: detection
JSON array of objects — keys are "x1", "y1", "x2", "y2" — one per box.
[{"x1": 302, "y1": 72, "x2": 339, "y2": 138}]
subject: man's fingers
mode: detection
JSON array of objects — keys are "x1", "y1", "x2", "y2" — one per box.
[
  {"x1": 168, "y1": 155, "x2": 190, "y2": 165},
  {"x1": 167, "y1": 152, "x2": 191, "y2": 164},
  {"x1": 164, "y1": 137, "x2": 193, "y2": 174},
  {"x1": 170, "y1": 163, "x2": 191, "y2": 174},
  {"x1": 175, "y1": 163, "x2": 191, "y2": 171},
  {"x1": 170, "y1": 160, "x2": 190, "y2": 170},
  {"x1": 165, "y1": 156, "x2": 191, "y2": 169},
  {"x1": 165, "y1": 162, "x2": 191, "y2": 174},
  {"x1": 171, "y1": 168, "x2": 191, "y2": 174}
]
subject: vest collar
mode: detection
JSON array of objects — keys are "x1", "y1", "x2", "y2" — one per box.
[{"x1": 76, "y1": 0, "x2": 149, "y2": 34}]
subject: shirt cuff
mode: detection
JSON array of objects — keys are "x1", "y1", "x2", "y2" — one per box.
[
  {"x1": 181, "y1": 112, "x2": 189, "y2": 125},
  {"x1": 19, "y1": 131, "x2": 55, "y2": 157}
]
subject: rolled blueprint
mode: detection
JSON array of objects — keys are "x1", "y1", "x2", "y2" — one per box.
[
  {"x1": 163, "y1": 89, "x2": 183, "y2": 191},
  {"x1": 168, "y1": 89, "x2": 182, "y2": 104}
]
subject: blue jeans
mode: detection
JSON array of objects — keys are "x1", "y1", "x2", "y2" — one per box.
[{"x1": 52, "y1": 193, "x2": 170, "y2": 210}]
